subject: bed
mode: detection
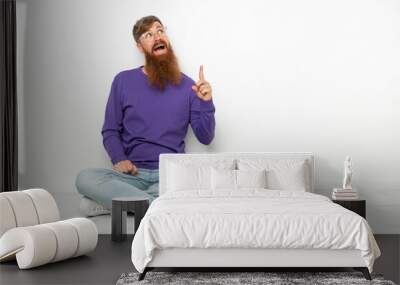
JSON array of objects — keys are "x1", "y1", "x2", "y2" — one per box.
[{"x1": 130, "y1": 152, "x2": 381, "y2": 280}]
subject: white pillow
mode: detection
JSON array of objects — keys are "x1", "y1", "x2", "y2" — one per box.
[
  {"x1": 237, "y1": 159, "x2": 310, "y2": 191},
  {"x1": 167, "y1": 162, "x2": 210, "y2": 191},
  {"x1": 237, "y1": 169, "x2": 267, "y2": 188},
  {"x1": 211, "y1": 168, "x2": 268, "y2": 190},
  {"x1": 211, "y1": 168, "x2": 236, "y2": 190},
  {"x1": 166, "y1": 160, "x2": 236, "y2": 192}
]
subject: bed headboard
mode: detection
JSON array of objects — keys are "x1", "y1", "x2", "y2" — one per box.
[{"x1": 159, "y1": 152, "x2": 315, "y2": 196}]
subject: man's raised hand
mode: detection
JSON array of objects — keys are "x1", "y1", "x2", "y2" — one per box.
[{"x1": 192, "y1": 65, "x2": 212, "y2": 101}]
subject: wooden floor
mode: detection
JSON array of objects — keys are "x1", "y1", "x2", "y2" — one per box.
[{"x1": 0, "y1": 235, "x2": 398, "y2": 285}]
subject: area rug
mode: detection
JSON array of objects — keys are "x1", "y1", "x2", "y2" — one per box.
[{"x1": 116, "y1": 271, "x2": 396, "y2": 285}]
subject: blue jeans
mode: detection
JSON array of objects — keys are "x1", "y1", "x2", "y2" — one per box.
[{"x1": 75, "y1": 167, "x2": 159, "y2": 210}]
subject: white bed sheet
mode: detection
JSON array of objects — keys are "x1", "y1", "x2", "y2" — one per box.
[{"x1": 131, "y1": 189, "x2": 380, "y2": 273}]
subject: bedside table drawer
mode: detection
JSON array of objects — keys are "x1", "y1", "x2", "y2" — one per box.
[{"x1": 332, "y1": 200, "x2": 366, "y2": 219}]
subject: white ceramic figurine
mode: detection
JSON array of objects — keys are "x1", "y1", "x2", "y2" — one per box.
[{"x1": 342, "y1": 156, "x2": 353, "y2": 190}]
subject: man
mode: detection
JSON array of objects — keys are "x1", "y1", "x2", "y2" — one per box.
[{"x1": 75, "y1": 15, "x2": 216, "y2": 214}]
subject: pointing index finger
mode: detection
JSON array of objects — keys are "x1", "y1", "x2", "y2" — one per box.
[{"x1": 199, "y1": 65, "x2": 205, "y2": 82}]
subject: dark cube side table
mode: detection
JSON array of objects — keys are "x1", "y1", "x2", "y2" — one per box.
[
  {"x1": 112, "y1": 197, "x2": 149, "y2": 242},
  {"x1": 332, "y1": 199, "x2": 366, "y2": 219}
]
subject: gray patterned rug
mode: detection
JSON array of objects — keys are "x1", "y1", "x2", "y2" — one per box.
[{"x1": 116, "y1": 271, "x2": 396, "y2": 285}]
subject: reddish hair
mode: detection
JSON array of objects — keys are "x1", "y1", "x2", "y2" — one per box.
[{"x1": 132, "y1": 15, "x2": 163, "y2": 43}]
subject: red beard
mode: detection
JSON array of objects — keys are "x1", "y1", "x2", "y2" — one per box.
[{"x1": 143, "y1": 41, "x2": 182, "y2": 90}]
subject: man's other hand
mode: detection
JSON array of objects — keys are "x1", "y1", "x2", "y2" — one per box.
[{"x1": 113, "y1": 160, "x2": 138, "y2": 175}]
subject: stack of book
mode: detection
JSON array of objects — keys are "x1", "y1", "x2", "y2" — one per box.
[{"x1": 332, "y1": 188, "x2": 359, "y2": 200}]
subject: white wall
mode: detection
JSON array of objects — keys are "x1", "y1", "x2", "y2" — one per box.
[{"x1": 16, "y1": 0, "x2": 400, "y2": 233}]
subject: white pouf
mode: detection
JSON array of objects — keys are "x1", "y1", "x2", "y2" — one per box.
[{"x1": 0, "y1": 189, "x2": 98, "y2": 269}]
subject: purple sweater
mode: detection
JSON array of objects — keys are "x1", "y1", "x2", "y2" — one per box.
[{"x1": 101, "y1": 66, "x2": 216, "y2": 169}]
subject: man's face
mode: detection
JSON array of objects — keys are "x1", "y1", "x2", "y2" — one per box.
[{"x1": 137, "y1": 21, "x2": 169, "y2": 58}]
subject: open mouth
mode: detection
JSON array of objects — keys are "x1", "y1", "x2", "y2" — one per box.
[{"x1": 153, "y1": 43, "x2": 167, "y2": 53}]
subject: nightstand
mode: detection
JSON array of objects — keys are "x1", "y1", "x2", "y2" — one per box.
[
  {"x1": 332, "y1": 199, "x2": 366, "y2": 219},
  {"x1": 111, "y1": 197, "x2": 149, "y2": 242}
]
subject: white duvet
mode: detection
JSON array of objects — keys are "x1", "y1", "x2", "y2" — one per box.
[{"x1": 131, "y1": 189, "x2": 380, "y2": 273}]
